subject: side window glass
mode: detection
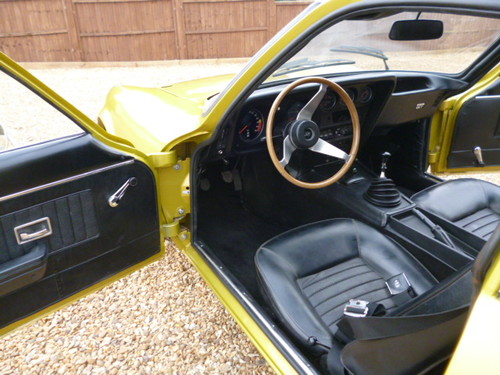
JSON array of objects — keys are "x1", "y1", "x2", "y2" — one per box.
[{"x1": 0, "y1": 70, "x2": 85, "y2": 152}]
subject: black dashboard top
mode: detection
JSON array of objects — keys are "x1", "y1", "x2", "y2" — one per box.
[{"x1": 209, "y1": 72, "x2": 467, "y2": 160}]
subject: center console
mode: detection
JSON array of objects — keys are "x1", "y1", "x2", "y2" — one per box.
[{"x1": 338, "y1": 154, "x2": 476, "y2": 281}]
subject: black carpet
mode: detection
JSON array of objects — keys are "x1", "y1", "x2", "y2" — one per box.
[{"x1": 198, "y1": 184, "x2": 289, "y2": 303}]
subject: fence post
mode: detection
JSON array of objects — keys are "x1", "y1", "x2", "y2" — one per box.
[
  {"x1": 268, "y1": 0, "x2": 277, "y2": 40},
  {"x1": 173, "y1": 0, "x2": 187, "y2": 59},
  {"x1": 63, "y1": 0, "x2": 84, "y2": 61}
]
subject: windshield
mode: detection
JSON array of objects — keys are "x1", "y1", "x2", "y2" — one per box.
[{"x1": 266, "y1": 11, "x2": 500, "y2": 82}]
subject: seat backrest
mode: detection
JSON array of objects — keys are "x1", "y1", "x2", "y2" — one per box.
[{"x1": 472, "y1": 223, "x2": 500, "y2": 298}]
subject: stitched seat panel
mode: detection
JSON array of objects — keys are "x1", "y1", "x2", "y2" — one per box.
[
  {"x1": 454, "y1": 208, "x2": 500, "y2": 239},
  {"x1": 298, "y1": 257, "x2": 396, "y2": 329}
]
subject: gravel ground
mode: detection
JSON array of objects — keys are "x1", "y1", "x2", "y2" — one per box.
[
  {"x1": 1, "y1": 61, "x2": 500, "y2": 375},
  {"x1": 0, "y1": 242, "x2": 271, "y2": 375},
  {"x1": 0, "y1": 61, "x2": 274, "y2": 375}
]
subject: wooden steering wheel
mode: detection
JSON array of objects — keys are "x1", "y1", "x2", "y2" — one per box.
[{"x1": 266, "y1": 77, "x2": 360, "y2": 189}]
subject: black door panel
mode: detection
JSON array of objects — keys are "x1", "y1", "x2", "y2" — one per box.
[
  {"x1": 448, "y1": 88, "x2": 500, "y2": 168},
  {"x1": 0, "y1": 133, "x2": 160, "y2": 329},
  {"x1": 1, "y1": 190, "x2": 98, "y2": 260},
  {"x1": 0, "y1": 134, "x2": 127, "y2": 196}
]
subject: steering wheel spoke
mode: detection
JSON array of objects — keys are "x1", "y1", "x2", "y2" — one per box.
[
  {"x1": 297, "y1": 84, "x2": 327, "y2": 121},
  {"x1": 309, "y1": 139, "x2": 350, "y2": 162},
  {"x1": 279, "y1": 135, "x2": 296, "y2": 168}
]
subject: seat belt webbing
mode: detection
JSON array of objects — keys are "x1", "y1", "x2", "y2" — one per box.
[{"x1": 337, "y1": 304, "x2": 469, "y2": 342}]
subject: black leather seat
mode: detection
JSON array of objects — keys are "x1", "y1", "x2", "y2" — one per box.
[
  {"x1": 412, "y1": 179, "x2": 500, "y2": 241},
  {"x1": 255, "y1": 218, "x2": 437, "y2": 357}
]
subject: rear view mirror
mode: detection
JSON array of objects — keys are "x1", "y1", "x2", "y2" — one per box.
[{"x1": 389, "y1": 20, "x2": 444, "y2": 41}]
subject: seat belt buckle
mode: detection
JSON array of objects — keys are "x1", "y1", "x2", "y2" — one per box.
[
  {"x1": 344, "y1": 299, "x2": 369, "y2": 317},
  {"x1": 385, "y1": 273, "x2": 413, "y2": 295},
  {"x1": 385, "y1": 273, "x2": 416, "y2": 306}
]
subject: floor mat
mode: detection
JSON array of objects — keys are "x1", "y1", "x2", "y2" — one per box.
[{"x1": 198, "y1": 187, "x2": 289, "y2": 303}]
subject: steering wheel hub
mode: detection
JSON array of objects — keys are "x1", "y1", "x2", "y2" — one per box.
[{"x1": 289, "y1": 120, "x2": 320, "y2": 149}]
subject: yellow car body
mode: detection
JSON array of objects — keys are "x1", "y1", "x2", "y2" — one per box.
[{"x1": 1, "y1": 0, "x2": 499, "y2": 374}]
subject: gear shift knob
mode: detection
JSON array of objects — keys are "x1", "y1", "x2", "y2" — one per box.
[
  {"x1": 380, "y1": 152, "x2": 391, "y2": 178},
  {"x1": 365, "y1": 151, "x2": 401, "y2": 207}
]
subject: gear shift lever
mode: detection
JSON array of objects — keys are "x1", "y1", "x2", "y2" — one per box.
[
  {"x1": 365, "y1": 151, "x2": 402, "y2": 207},
  {"x1": 380, "y1": 152, "x2": 391, "y2": 178}
]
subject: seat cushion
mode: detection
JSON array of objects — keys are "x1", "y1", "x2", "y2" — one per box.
[
  {"x1": 412, "y1": 179, "x2": 500, "y2": 240},
  {"x1": 298, "y1": 257, "x2": 399, "y2": 330},
  {"x1": 255, "y1": 218, "x2": 436, "y2": 355}
]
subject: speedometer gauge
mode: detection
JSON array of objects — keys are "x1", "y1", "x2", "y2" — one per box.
[{"x1": 238, "y1": 109, "x2": 264, "y2": 142}]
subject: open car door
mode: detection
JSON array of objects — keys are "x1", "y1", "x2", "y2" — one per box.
[
  {"x1": 446, "y1": 226, "x2": 500, "y2": 375},
  {"x1": 0, "y1": 53, "x2": 162, "y2": 336},
  {"x1": 429, "y1": 65, "x2": 500, "y2": 173}
]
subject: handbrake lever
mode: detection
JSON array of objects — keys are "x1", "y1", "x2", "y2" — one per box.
[{"x1": 412, "y1": 208, "x2": 455, "y2": 249}]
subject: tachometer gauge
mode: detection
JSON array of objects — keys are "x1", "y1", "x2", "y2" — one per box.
[
  {"x1": 238, "y1": 109, "x2": 264, "y2": 142},
  {"x1": 358, "y1": 87, "x2": 373, "y2": 104}
]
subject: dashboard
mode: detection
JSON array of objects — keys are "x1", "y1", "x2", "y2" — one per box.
[{"x1": 210, "y1": 72, "x2": 467, "y2": 161}]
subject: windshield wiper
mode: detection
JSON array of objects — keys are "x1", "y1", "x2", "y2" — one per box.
[
  {"x1": 272, "y1": 58, "x2": 355, "y2": 77},
  {"x1": 330, "y1": 46, "x2": 390, "y2": 70}
]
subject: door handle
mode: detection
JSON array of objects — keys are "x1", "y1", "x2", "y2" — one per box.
[
  {"x1": 19, "y1": 228, "x2": 50, "y2": 241},
  {"x1": 14, "y1": 217, "x2": 52, "y2": 245}
]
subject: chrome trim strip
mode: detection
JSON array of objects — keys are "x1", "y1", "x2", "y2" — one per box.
[
  {"x1": 195, "y1": 242, "x2": 318, "y2": 375},
  {"x1": 476, "y1": 95, "x2": 500, "y2": 99},
  {"x1": 0, "y1": 159, "x2": 134, "y2": 202}
]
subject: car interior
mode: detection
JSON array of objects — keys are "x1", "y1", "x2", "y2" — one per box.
[
  {"x1": 0, "y1": 3, "x2": 498, "y2": 374},
  {"x1": 190, "y1": 7, "x2": 500, "y2": 375}
]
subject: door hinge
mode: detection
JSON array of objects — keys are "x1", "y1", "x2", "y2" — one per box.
[
  {"x1": 161, "y1": 222, "x2": 190, "y2": 244},
  {"x1": 428, "y1": 150, "x2": 439, "y2": 164},
  {"x1": 157, "y1": 158, "x2": 191, "y2": 220},
  {"x1": 162, "y1": 221, "x2": 180, "y2": 238}
]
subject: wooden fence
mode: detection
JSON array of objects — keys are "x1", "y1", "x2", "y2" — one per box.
[{"x1": 0, "y1": 0, "x2": 310, "y2": 62}]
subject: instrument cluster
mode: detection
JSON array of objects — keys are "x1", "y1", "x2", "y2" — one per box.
[{"x1": 234, "y1": 84, "x2": 374, "y2": 150}]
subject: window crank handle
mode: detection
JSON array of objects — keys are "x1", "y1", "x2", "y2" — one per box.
[{"x1": 108, "y1": 177, "x2": 137, "y2": 207}]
